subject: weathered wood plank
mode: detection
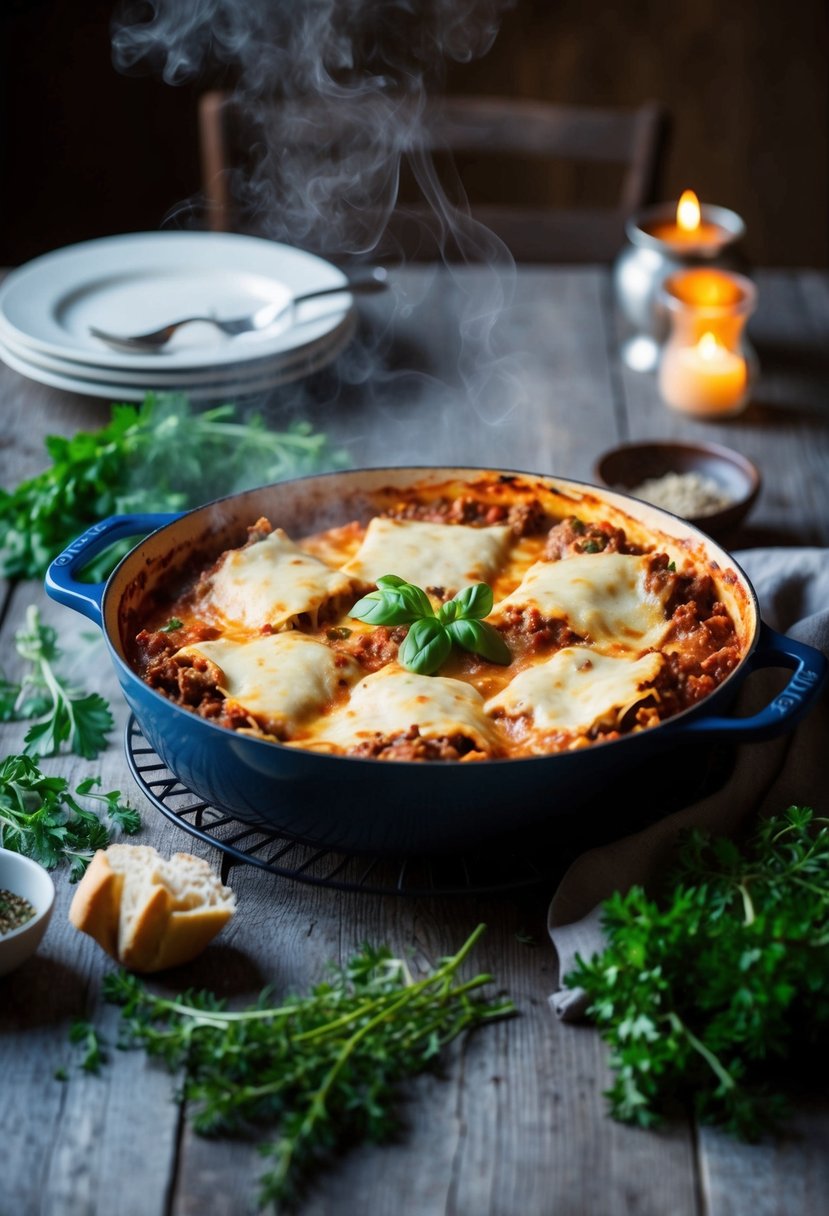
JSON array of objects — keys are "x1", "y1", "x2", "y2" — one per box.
[
  {"x1": 299, "y1": 265, "x2": 624, "y2": 478},
  {"x1": 3, "y1": 264, "x2": 827, "y2": 1216},
  {"x1": 0, "y1": 585, "x2": 182, "y2": 1216}
]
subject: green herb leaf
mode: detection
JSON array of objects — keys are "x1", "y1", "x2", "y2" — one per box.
[
  {"x1": 398, "y1": 617, "x2": 452, "y2": 675},
  {"x1": 3, "y1": 605, "x2": 114, "y2": 759},
  {"x1": 69, "y1": 1020, "x2": 107, "y2": 1074},
  {"x1": 96, "y1": 923, "x2": 513, "y2": 1208},
  {"x1": 159, "y1": 618, "x2": 184, "y2": 633},
  {"x1": 0, "y1": 754, "x2": 140, "y2": 880},
  {"x1": 0, "y1": 392, "x2": 350, "y2": 582},
  {"x1": 350, "y1": 576, "x2": 511, "y2": 675},
  {"x1": 350, "y1": 589, "x2": 420, "y2": 626},
  {"x1": 446, "y1": 618, "x2": 512, "y2": 664},
  {"x1": 565, "y1": 805, "x2": 829, "y2": 1141},
  {"x1": 448, "y1": 582, "x2": 494, "y2": 620}
]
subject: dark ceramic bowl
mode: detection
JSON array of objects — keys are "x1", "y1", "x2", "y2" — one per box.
[{"x1": 593, "y1": 440, "x2": 761, "y2": 541}]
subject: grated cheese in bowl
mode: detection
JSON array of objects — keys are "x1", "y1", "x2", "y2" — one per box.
[{"x1": 627, "y1": 471, "x2": 735, "y2": 518}]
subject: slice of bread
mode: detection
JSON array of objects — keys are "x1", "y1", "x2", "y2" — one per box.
[{"x1": 69, "y1": 844, "x2": 236, "y2": 972}]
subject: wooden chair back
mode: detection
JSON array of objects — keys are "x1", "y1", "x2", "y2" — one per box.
[{"x1": 197, "y1": 92, "x2": 670, "y2": 263}]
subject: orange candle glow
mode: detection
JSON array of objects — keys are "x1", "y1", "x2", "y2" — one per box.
[
  {"x1": 646, "y1": 190, "x2": 724, "y2": 246},
  {"x1": 659, "y1": 330, "x2": 748, "y2": 415}
]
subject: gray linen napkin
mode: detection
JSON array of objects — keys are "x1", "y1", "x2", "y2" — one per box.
[{"x1": 548, "y1": 547, "x2": 829, "y2": 1021}]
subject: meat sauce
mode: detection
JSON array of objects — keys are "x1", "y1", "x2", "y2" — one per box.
[{"x1": 131, "y1": 492, "x2": 744, "y2": 760}]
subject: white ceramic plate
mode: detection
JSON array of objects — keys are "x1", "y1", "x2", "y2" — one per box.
[
  {"x1": 0, "y1": 231, "x2": 354, "y2": 372},
  {"x1": 0, "y1": 313, "x2": 357, "y2": 402},
  {"x1": 0, "y1": 310, "x2": 356, "y2": 388}
]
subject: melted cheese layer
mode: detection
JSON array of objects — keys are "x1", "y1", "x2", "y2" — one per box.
[
  {"x1": 341, "y1": 517, "x2": 512, "y2": 592},
  {"x1": 205, "y1": 528, "x2": 356, "y2": 630},
  {"x1": 491, "y1": 553, "x2": 671, "y2": 654},
  {"x1": 178, "y1": 633, "x2": 362, "y2": 735},
  {"x1": 485, "y1": 647, "x2": 664, "y2": 734},
  {"x1": 299, "y1": 662, "x2": 501, "y2": 752}
]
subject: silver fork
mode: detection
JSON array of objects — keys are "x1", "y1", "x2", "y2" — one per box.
[{"x1": 88, "y1": 267, "x2": 388, "y2": 353}]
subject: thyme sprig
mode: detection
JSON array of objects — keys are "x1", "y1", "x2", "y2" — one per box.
[
  {"x1": 566, "y1": 805, "x2": 829, "y2": 1140},
  {"x1": 102, "y1": 923, "x2": 514, "y2": 1208}
]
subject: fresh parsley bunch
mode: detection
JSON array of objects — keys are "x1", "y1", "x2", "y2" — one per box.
[
  {"x1": 1, "y1": 605, "x2": 113, "y2": 759},
  {"x1": 566, "y1": 805, "x2": 829, "y2": 1140},
  {"x1": 350, "y1": 575, "x2": 511, "y2": 674},
  {"x1": 98, "y1": 923, "x2": 513, "y2": 1208},
  {"x1": 0, "y1": 754, "x2": 140, "y2": 881},
  {"x1": 0, "y1": 392, "x2": 350, "y2": 581}
]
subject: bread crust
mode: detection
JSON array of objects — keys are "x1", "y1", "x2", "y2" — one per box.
[
  {"x1": 69, "y1": 844, "x2": 235, "y2": 972},
  {"x1": 67, "y1": 850, "x2": 123, "y2": 959}
]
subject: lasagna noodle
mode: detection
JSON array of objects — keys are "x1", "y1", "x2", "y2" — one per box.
[
  {"x1": 491, "y1": 552, "x2": 671, "y2": 654},
  {"x1": 485, "y1": 647, "x2": 664, "y2": 735},
  {"x1": 296, "y1": 662, "x2": 501, "y2": 753},
  {"x1": 202, "y1": 528, "x2": 357, "y2": 631},
  {"x1": 340, "y1": 517, "x2": 512, "y2": 592},
  {"x1": 177, "y1": 633, "x2": 362, "y2": 736}
]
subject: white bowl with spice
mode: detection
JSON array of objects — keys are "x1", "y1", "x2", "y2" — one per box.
[
  {"x1": 593, "y1": 439, "x2": 761, "y2": 542},
  {"x1": 0, "y1": 848, "x2": 56, "y2": 976}
]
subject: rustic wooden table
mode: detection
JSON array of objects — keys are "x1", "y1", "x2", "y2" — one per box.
[{"x1": 2, "y1": 265, "x2": 828, "y2": 1216}]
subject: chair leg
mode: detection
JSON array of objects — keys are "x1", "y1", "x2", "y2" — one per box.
[{"x1": 198, "y1": 90, "x2": 232, "y2": 232}]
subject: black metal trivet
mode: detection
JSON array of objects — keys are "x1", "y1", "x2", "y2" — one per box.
[{"x1": 124, "y1": 715, "x2": 736, "y2": 897}]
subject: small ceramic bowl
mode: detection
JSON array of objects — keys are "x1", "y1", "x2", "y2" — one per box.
[
  {"x1": 593, "y1": 440, "x2": 761, "y2": 540},
  {"x1": 0, "y1": 848, "x2": 56, "y2": 977}
]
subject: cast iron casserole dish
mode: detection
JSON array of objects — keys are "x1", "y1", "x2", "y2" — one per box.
[{"x1": 45, "y1": 466, "x2": 827, "y2": 855}]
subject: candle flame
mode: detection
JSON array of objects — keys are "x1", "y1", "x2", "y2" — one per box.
[
  {"x1": 676, "y1": 189, "x2": 701, "y2": 233},
  {"x1": 698, "y1": 331, "x2": 722, "y2": 359}
]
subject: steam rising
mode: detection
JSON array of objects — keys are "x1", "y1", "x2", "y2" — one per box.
[{"x1": 111, "y1": 0, "x2": 533, "y2": 463}]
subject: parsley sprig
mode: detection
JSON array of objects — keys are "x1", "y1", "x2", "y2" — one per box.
[
  {"x1": 99, "y1": 923, "x2": 513, "y2": 1208},
  {"x1": 0, "y1": 754, "x2": 140, "y2": 881},
  {"x1": 0, "y1": 392, "x2": 350, "y2": 581},
  {"x1": 0, "y1": 605, "x2": 113, "y2": 759},
  {"x1": 566, "y1": 805, "x2": 829, "y2": 1139},
  {"x1": 350, "y1": 575, "x2": 511, "y2": 674}
]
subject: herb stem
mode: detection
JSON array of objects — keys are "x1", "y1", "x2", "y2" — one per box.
[{"x1": 667, "y1": 1011, "x2": 735, "y2": 1092}]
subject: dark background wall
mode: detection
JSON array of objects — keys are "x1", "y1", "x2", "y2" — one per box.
[{"x1": 1, "y1": 0, "x2": 827, "y2": 268}]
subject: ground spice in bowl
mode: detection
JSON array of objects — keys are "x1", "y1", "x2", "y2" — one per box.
[
  {"x1": 0, "y1": 888, "x2": 36, "y2": 935},
  {"x1": 627, "y1": 471, "x2": 735, "y2": 518}
]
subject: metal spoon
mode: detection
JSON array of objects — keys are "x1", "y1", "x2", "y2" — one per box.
[{"x1": 88, "y1": 266, "x2": 388, "y2": 353}]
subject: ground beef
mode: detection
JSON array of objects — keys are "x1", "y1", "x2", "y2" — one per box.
[
  {"x1": 544, "y1": 516, "x2": 643, "y2": 560},
  {"x1": 143, "y1": 649, "x2": 224, "y2": 714},
  {"x1": 348, "y1": 724, "x2": 488, "y2": 761},
  {"x1": 342, "y1": 625, "x2": 407, "y2": 672},
  {"x1": 385, "y1": 495, "x2": 549, "y2": 537},
  {"x1": 495, "y1": 605, "x2": 582, "y2": 657}
]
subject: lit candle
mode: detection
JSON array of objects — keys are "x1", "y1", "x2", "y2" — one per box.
[
  {"x1": 614, "y1": 192, "x2": 746, "y2": 373},
  {"x1": 645, "y1": 190, "x2": 726, "y2": 249},
  {"x1": 659, "y1": 331, "x2": 748, "y2": 415}
]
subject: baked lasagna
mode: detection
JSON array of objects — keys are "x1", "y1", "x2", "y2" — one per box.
[{"x1": 130, "y1": 473, "x2": 745, "y2": 762}]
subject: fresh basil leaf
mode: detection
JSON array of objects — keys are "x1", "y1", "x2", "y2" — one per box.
[
  {"x1": 349, "y1": 589, "x2": 420, "y2": 626},
  {"x1": 449, "y1": 583, "x2": 494, "y2": 620},
  {"x1": 375, "y1": 574, "x2": 407, "y2": 589},
  {"x1": 397, "y1": 581, "x2": 435, "y2": 619},
  {"x1": 398, "y1": 618, "x2": 452, "y2": 675},
  {"x1": 438, "y1": 599, "x2": 461, "y2": 624},
  {"x1": 446, "y1": 619, "x2": 511, "y2": 665},
  {"x1": 159, "y1": 618, "x2": 183, "y2": 633}
]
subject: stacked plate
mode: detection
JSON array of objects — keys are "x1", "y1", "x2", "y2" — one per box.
[{"x1": 0, "y1": 231, "x2": 358, "y2": 401}]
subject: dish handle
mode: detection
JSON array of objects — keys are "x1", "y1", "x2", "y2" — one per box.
[
  {"x1": 45, "y1": 513, "x2": 179, "y2": 626},
  {"x1": 683, "y1": 623, "x2": 828, "y2": 740}
]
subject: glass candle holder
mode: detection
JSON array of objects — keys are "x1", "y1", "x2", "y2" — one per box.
[
  {"x1": 657, "y1": 268, "x2": 758, "y2": 418},
  {"x1": 613, "y1": 198, "x2": 746, "y2": 372}
]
